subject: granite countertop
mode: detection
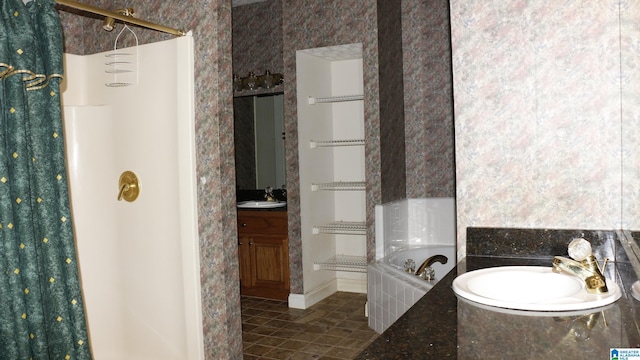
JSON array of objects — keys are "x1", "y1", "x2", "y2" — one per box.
[{"x1": 357, "y1": 255, "x2": 640, "y2": 359}]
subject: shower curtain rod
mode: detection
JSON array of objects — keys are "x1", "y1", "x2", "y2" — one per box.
[{"x1": 55, "y1": 0, "x2": 186, "y2": 36}]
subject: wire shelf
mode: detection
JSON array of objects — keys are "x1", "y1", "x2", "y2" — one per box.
[
  {"x1": 314, "y1": 255, "x2": 367, "y2": 273},
  {"x1": 309, "y1": 139, "x2": 365, "y2": 148},
  {"x1": 308, "y1": 94, "x2": 364, "y2": 104},
  {"x1": 313, "y1": 221, "x2": 366, "y2": 235},
  {"x1": 311, "y1": 181, "x2": 365, "y2": 191}
]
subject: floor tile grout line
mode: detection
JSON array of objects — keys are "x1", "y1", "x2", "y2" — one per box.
[{"x1": 241, "y1": 292, "x2": 378, "y2": 359}]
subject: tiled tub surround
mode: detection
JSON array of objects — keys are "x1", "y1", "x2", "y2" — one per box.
[
  {"x1": 368, "y1": 198, "x2": 456, "y2": 333},
  {"x1": 358, "y1": 228, "x2": 639, "y2": 358},
  {"x1": 367, "y1": 246, "x2": 455, "y2": 333},
  {"x1": 374, "y1": 198, "x2": 456, "y2": 260}
]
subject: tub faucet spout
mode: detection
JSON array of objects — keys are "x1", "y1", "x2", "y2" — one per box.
[{"x1": 415, "y1": 254, "x2": 448, "y2": 280}]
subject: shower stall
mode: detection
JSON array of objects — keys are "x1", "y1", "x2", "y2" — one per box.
[{"x1": 61, "y1": 35, "x2": 203, "y2": 359}]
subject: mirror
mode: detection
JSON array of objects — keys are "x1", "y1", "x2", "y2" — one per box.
[{"x1": 234, "y1": 93, "x2": 286, "y2": 190}]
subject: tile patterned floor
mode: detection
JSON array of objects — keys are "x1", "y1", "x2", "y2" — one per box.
[{"x1": 242, "y1": 292, "x2": 379, "y2": 360}]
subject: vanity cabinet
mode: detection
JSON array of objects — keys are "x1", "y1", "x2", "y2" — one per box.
[{"x1": 237, "y1": 210, "x2": 289, "y2": 300}]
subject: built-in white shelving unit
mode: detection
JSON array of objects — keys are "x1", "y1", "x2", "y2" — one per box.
[
  {"x1": 308, "y1": 91, "x2": 366, "y2": 274},
  {"x1": 296, "y1": 43, "x2": 367, "y2": 304}
]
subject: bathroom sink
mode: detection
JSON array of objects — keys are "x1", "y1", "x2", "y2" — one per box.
[
  {"x1": 452, "y1": 266, "x2": 621, "y2": 312},
  {"x1": 237, "y1": 200, "x2": 286, "y2": 209}
]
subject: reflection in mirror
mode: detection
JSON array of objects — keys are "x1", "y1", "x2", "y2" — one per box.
[{"x1": 234, "y1": 94, "x2": 285, "y2": 190}]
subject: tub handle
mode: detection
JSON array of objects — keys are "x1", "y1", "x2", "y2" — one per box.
[
  {"x1": 117, "y1": 170, "x2": 140, "y2": 202},
  {"x1": 117, "y1": 183, "x2": 129, "y2": 200},
  {"x1": 404, "y1": 259, "x2": 416, "y2": 273}
]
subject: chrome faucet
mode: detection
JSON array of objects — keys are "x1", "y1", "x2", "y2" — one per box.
[
  {"x1": 415, "y1": 254, "x2": 448, "y2": 280},
  {"x1": 552, "y1": 238, "x2": 609, "y2": 294}
]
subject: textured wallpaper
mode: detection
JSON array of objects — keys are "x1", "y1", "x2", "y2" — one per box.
[
  {"x1": 621, "y1": 1, "x2": 640, "y2": 231},
  {"x1": 451, "y1": 1, "x2": 627, "y2": 257},
  {"x1": 378, "y1": 0, "x2": 407, "y2": 203},
  {"x1": 231, "y1": 0, "x2": 283, "y2": 78},
  {"x1": 402, "y1": 0, "x2": 455, "y2": 199}
]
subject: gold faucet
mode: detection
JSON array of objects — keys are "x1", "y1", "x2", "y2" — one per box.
[
  {"x1": 552, "y1": 253, "x2": 609, "y2": 294},
  {"x1": 264, "y1": 186, "x2": 276, "y2": 202},
  {"x1": 415, "y1": 254, "x2": 448, "y2": 280}
]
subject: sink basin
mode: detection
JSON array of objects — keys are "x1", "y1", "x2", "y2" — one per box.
[
  {"x1": 452, "y1": 266, "x2": 621, "y2": 312},
  {"x1": 237, "y1": 200, "x2": 286, "y2": 209}
]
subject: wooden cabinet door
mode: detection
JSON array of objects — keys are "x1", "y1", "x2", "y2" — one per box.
[
  {"x1": 237, "y1": 236, "x2": 254, "y2": 288},
  {"x1": 249, "y1": 235, "x2": 289, "y2": 291},
  {"x1": 237, "y1": 211, "x2": 289, "y2": 300}
]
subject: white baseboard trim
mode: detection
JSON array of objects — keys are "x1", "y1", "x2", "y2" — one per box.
[
  {"x1": 287, "y1": 293, "x2": 306, "y2": 309},
  {"x1": 288, "y1": 279, "x2": 337, "y2": 309},
  {"x1": 336, "y1": 278, "x2": 367, "y2": 294},
  {"x1": 288, "y1": 277, "x2": 368, "y2": 309}
]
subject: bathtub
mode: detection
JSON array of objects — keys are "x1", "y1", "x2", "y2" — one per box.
[{"x1": 368, "y1": 198, "x2": 456, "y2": 334}]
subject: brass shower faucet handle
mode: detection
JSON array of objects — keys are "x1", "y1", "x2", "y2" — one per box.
[{"x1": 118, "y1": 170, "x2": 140, "y2": 202}]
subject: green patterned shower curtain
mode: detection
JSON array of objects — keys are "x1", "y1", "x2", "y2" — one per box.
[{"x1": 0, "y1": 0, "x2": 92, "y2": 359}]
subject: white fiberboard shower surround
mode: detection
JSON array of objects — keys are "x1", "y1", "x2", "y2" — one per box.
[{"x1": 61, "y1": 36, "x2": 203, "y2": 359}]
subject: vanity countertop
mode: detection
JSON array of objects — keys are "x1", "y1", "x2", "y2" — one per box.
[
  {"x1": 356, "y1": 256, "x2": 640, "y2": 359},
  {"x1": 236, "y1": 206, "x2": 287, "y2": 212},
  {"x1": 236, "y1": 189, "x2": 287, "y2": 211}
]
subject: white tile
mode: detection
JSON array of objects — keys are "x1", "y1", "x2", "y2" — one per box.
[
  {"x1": 371, "y1": 198, "x2": 456, "y2": 334},
  {"x1": 404, "y1": 286, "x2": 414, "y2": 307},
  {"x1": 396, "y1": 283, "x2": 405, "y2": 305},
  {"x1": 382, "y1": 308, "x2": 390, "y2": 329}
]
